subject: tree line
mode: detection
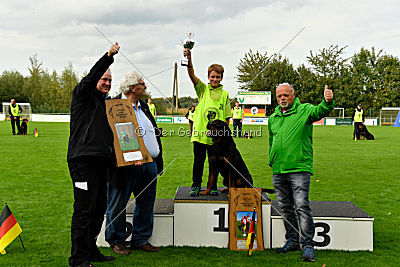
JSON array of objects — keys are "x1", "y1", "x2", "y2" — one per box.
[
  {"x1": 1, "y1": 45, "x2": 399, "y2": 116},
  {"x1": 0, "y1": 55, "x2": 79, "y2": 113},
  {"x1": 237, "y1": 45, "x2": 400, "y2": 116}
]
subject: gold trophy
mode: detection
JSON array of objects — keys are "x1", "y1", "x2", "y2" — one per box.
[{"x1": 181, "y1": 32, "x2": 195, "y2": 66}]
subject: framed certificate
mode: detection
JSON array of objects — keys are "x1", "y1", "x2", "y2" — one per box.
[
  {"x1": 228, "y1": 188, "x2": 264, "y2": 251},
  {"x1": 106, "y1": 99, "x2": 152, "y2": 167}
]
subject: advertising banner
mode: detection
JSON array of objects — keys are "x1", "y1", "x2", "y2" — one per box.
[
  {"x1": 237, "y1": 92, "x2": 271, "y2": 105},
  {"x1": 156, "y1": 117, "x2": 174, "y2": 123}
]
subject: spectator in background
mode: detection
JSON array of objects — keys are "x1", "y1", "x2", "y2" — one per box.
[
  {"x1": 185, "y1": 105, "x2": 196, "y2": 135},
  {"x1": 8, "y1": 99, "x2": 22, "y2": 135},
  {"x1": 232, "y1": 101, "x2": 244, "y2": 138},
  {"x1": 352, "y1": 103, "x2": 364, "y2": 140},
  {"x1": 147, "y1": 98, "x2": 157, "y2": 119}
]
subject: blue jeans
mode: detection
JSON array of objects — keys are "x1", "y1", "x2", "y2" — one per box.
[
  {"x1": 273, "y1": 172, "x2": 314, "y2": 248},
  {"x1": 105, "y1": 161, "x2": 157, "y2": 247}
]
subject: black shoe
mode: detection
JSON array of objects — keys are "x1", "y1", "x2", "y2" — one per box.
[
  {"x1": 88, "y1": 253, "x2": 115, "y2": 262},
  {"x1": 69, "y1": 261, "x2": 96, "y2": 267}
]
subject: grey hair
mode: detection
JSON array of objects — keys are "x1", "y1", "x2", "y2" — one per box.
[
  {"x1": 276, "y1": 82, "x2": 295, "y2": 93},
  {"x1": 120, "y1": 71, "x2": 143, "y2": 94}
]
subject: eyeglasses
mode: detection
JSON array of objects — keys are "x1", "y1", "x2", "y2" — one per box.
[{"x1": 134, "y1": 82, "x2": 146, "y2": 86}]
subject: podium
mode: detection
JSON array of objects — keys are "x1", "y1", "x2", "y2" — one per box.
[{"x1": 97, "y1": 187, "x2": 374, "y2": 251}]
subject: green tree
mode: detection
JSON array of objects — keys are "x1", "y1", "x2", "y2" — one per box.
[
  {"x1": 24, "y1": 54, "x2": 45, "y2": 112},
  {"x1": 307, "y1": 45, "x2": 352, "y2": 115},
  {"x1": 58, "y1": 62, "x2": 78, "y2": 112},
  {"x1": 0, "y1": 70, "x2": 26, "y2": 110},
  {"x1": 236, "y1": 50, "x2": 270, "y2": 91}
]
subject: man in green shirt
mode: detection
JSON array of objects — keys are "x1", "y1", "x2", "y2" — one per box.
[
  {"x1": 184, "y1": 48, "x2": 232, "y2": 196},
  {"x1": 269, "y1": 83, "x2": 334, "y2": 262},
  {"x1": 232, "y1": 101, "x2": 244, "y2": 137}
]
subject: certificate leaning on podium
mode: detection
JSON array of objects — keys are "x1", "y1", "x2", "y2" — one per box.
[{"x1": 106, "y1": 99, "x2": 153, "y2": 167}]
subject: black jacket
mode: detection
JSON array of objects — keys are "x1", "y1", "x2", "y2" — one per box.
[
  {"x1": 67, "y1": 53, "x2": 114, "y2": 162},
  {"x1": 106, "y1": 94, "x2": 164, "y2": 188}
]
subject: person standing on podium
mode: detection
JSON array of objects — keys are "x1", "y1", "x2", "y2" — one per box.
[
  {"x1": 268, "y1": 83, "x2": 334, "y2": 262},
  {"x1": 183, "y1": 48, "x2": 232, "y2": 197},
  {"x1": 67, "y1": 43, "x2": 120, "y2": 267}
]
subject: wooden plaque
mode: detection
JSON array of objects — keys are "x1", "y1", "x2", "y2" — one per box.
[
  {"x1": 105, "y1": 99, "x2": 153, "y2": 167},
  {"x1": 228, "y1": 188, "x2": 264, "y2": 251}
]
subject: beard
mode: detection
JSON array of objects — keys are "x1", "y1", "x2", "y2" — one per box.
[{"x1": 280, "y1": 102, "x2": 289, "y2": 108}]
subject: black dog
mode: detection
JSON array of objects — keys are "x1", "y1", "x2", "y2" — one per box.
[
  {"x1": 202, "y1": 119, "x2": 274, "y2": 195},
  {"x1": 358, "y1": 124, "x2": 374, "y2": 140},
  {"x1": 20, "y1": 119, "x2": 28, "y2": 135}
]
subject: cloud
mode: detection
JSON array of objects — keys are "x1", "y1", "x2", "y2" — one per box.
[{"x1": 1, "y1": 0, "x2": 399, "y2": 99}]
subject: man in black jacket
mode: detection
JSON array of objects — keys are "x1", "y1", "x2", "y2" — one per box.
[
  {"x1": 67, "y1": 42, "x2": 120, "y2": 267},
  {"x1": 105, "y1": 70, "x2": 163, "y2": 255}
]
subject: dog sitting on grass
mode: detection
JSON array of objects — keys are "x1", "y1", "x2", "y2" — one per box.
[
  {"x1": 20, "y1": 119, "x2": 28, "y2": 135},
  {"x1": 357, "y1": 124, "x2": 375, "y2": 140},
  {"x1": 201, "y1": 119, "x2": 274, "y2": 195}
]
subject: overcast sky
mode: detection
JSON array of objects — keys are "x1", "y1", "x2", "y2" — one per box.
[{"x1": 2, "y1": 0, "x2": 399, "y2": 102}]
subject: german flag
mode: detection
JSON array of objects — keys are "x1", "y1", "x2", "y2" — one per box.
[
  {"x1": 0, "y1": 204, "x2": 22, "y2": 255},
  {"x1": 246, "y1": 207, "x2": 256, "y2": 256}
]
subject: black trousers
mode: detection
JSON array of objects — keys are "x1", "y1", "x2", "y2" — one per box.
[
  {"x1": 233, "y1": 119, "x2": 242, "y2": 138},
  {"x1": 354, "y1": 122, "x2": 363, "y2": 140},
  {"x1": 10, "y1": 116, "x2": 21, "y2": 135},
  {"x1": 68, "y1": 158, "x2": 110, "y2": 266},
  {"x1": 192, "y1": 141, "x2": 211, "y2": 188}
]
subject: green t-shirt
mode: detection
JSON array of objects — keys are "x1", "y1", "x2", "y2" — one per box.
[{"x1": 191, "y1": 80, "x2": 231, "y2": 145}]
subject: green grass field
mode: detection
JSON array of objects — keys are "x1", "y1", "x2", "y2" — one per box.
[{"x1": 0, "y1": 121, "x2": 399, "y2": 266}]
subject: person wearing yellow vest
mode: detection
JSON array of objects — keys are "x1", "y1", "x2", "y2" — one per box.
[
  {"x1": 185, "y1": 105, "x2": 196, "y2": 135},
  {"x1": 232, "y1": 101, "x2": 244, "y2": 138},
  {"x1": 184, "y1": 48, "x2": 232, "y2": 196},
  {"x1": 147, "y1": 98, "x2": 157, "y2": 119},
  {"x1": 352, "y1": 103, "x2": 364, "y2": 140},
  {"x1": 8, "y1": 99, "x2": 23, "y2": 135}
]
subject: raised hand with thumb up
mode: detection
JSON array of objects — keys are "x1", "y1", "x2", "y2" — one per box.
[{"x1": 324, "y1": 85, "x2": 333, "y2": 103}]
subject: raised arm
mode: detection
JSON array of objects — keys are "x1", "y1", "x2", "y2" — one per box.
[
  {"x1": 184, "y1": 49, "x2": 199, "y2": 86},
  {"x1": 75, "y1": 43, "x2": 120, "y2": 97},
  {"x1": 308, "y1": 85, "x2": 334, "y2": 123}
]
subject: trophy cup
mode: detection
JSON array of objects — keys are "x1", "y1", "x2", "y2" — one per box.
[{"x1": 181, "y1": 32, "x2": 195, "y2": 66}]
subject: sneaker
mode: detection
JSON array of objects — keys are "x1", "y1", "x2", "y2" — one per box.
[
  {"x1": 189, "y1": 186, "x2": 200, "y2": 196},
  {"x1": 210, "y1": 189, "x2": 218, "y2": 196},
  {"x1": 302, "y1": 247, "x2": 315, "y2": 262},
  {"x1": 276, "y1": 237, "x2": 300, "y2": 253}
]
